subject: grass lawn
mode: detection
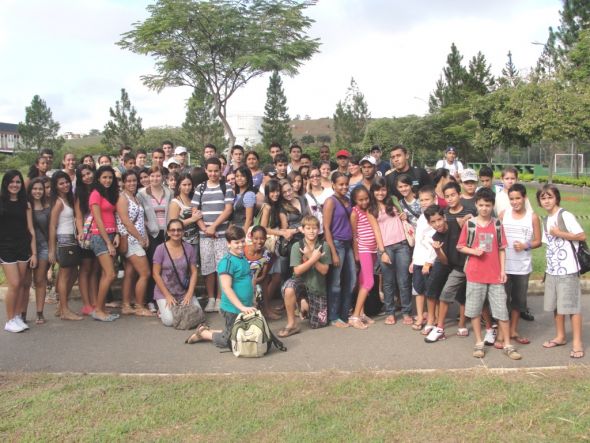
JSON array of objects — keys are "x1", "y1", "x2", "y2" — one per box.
[{"x1": 1, "y1": 369, "x2": 589, "y2": 441}]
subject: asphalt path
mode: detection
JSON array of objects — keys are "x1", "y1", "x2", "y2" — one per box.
[{"x1": 1, "y1": 294, "x2": 588, "y2": 374}]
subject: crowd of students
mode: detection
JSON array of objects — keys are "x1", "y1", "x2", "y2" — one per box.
[{"x1": 0, "y1": 142, "x2": 585, "y2": 360}]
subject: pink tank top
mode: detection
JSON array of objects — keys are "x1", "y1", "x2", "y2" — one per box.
[{"x1": 353, "y1": 206, "x2": 376, "y2": 253}]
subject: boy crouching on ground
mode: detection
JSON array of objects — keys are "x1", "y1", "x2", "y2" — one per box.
[
  {"x1": 456, "y1": 188, "x2": 522, "y2": 360},
  {"x1": 278, "y1": 215, "x2": 332, "y2": 338},
  {"x1": 185, "y1": 226, "x2": 256, "y2": 345}
]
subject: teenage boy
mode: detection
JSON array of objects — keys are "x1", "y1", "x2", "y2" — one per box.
[
  {"x1": 278, "y1": 215, "x2": 332, "y2": 338},
  {"x1": 332, "y1": 149, "x2": 351, "y2": 177},
  {"x1": 370, "y1": 145, "x2": 390, "y2": 176},
  {"x1": 273, "y1": 153, "x2": 289, "y2": 181},
  {"x1": 203, "y1": 143, "x2": 217, "y2": 161},
  {"x1": 442, "y1": 182, "x2": 476, "y2": 226},
  {"x1": 477, "y1": 165, "x2": 495, "y2": 191},
  {"x1": 386, "y1": 145, "x2": 432, "y2": 200},
  {"x1": 162, "y1": 140, "x2": 174, "y2": 161},
  {"x1": 151, "y1": 148, "x2": 165, "y2": 169},
  {"x1": 121, "y1": 152, "x2": 136, "y2": 173},
  {"x1": 319, "y1": 144, "x2": 337, "y2": 171},
  {"x1": 423, "y1": 205, "x2": 469, "y2": 342},
  {"x1": 174, "y1": 146, "x2": 191, "y2": 174},
  {"x1": 457, "y1": 187, "x2": 522, "y2": 360},
  {"x1": 459, "y1": 168, "x2": 478, "y2": 214},
  {"x1": 193, "y1": 157, "x2": 235, "y2": 312},
  {"x1": 435, "y1": 146, "x2": 464, "y2": 178},
  {"x1": 351, "y1": 155, "x2": 377, "y2": 192},
  {"x1": 136, "y1": 149, "x2": 148, "y2": 169},
  {"x1": 224, "y1": 144, "x2": 244, "y2": 176},
  {"x1": 300, "y1": 153, "x2": 312, "y2": 169},
  {"x1": 288, "y1": 144, "x2": 303, "y2": 173},
  {"x1": 184, "y1": 226, "x2": 256, "y2": 346},
  {"x1": 117, "y1": 146, "x2": 132, "y2": 173}
]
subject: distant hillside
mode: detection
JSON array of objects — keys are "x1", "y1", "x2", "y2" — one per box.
[
  {"x1": 290, "y1": 118, "x2": 335, "y2": 143},
  {"x1": 64, "y1": 135, "x2": 103, "y2": 149}
]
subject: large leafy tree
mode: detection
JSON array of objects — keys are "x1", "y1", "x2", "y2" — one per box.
[
  {"x1": 118, "y1": 0, "x2": 320, "y2": 147},
  {"x1": 18, "y1": 95, "x2": 64, "y2": 150},
  {"x1": 102, "y1": 88, "x2": 144, "y2": 148},
  {"x1": 182, "y1": 85, "x2": 226, "y2": 153},
  {"x1": 333, "y1": 78, "x2": 370, "y2": 148},
  {"x1": 260, "y1": 71, "x2": 292, "y2": 148}
]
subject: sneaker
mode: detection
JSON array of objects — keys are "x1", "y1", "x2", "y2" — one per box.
[
  {"x1": 14, "y1": 315, "x2": 29, "y2": 330},
  {"x1": 204, "y1": 298, "x2": 216, "y2": 312},
  {"x1": 503, "y1": 345, "x2": 522, "y2": 360},
  {"x1": 484, "y1": 328, "x2": 496, "y2": 346},
  {"x1": 520, "y1": 309, "x2": 534, "y2": 321},
  {"x1": 5, "y1": 319, "x2": 26, "y2": 333},
  {"x1": 147, "y1": 302, "x2": 157, "y2": 313},
  {"x1": 424, "y1": 327, "x2": 446, "y2": 343},
  {"x1": 473, "y1": 342, "x2": 486, "y2": 358},
  {"x1": 214, "y1": 298, "x2": 221, "y2": 312}
]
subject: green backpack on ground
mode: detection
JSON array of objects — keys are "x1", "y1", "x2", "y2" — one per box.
[{"x1": 230, "y1": 310, "x2": 287, "y2": 357}]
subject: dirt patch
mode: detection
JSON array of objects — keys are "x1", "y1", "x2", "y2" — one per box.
[{"x1": 562, "y1": 196, "x2": 581, "y2": 202}]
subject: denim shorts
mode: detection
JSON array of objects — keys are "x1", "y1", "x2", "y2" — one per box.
[
  {"x1": 412, "y1": 265, "x2": 427, "y2": 295},
  {"x1": 36, "y1": 242, "x2": 49, "y2": 261},
  {"x1": 90, "y1": 233, "x2": 115, "y2": 257}
]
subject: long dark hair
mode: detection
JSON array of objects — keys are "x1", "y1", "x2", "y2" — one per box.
[
  {"x1": 234, "y1": 165, "x2": 254, "y2": 195},
  {"x1": 50, "y1": 171, "x2": 75, "y2": 208},
  {"x1": 0, "y1": 169, "x2": 27, "y2": 215},
  {"x1": 122, "y1": 170, "x2": 140, "y2": 196},
  {"x1": 370, "y1": 176, "x2": 396, "y2": 218},
  {"x1": 27, "y1": 177, "x2": 49, "y2": 208},
  {"x1": 92, "y1": 165, "x2": 118, "y2": 205},
  {"x1": 75, "y1": 164, "x2": 95, "y2": 215},
  {"x1": 175, "y1": 173, "x2": 194, "y2": 198},
  {"x1": 27, "y1": 156, "x2": 48, "y2": 179},
  {"x1": 287, "y1": 170, "x2": 304, "y2": 196},
  {"x1": 264, "y1": 179, "x2": 282, "y2": 228}
]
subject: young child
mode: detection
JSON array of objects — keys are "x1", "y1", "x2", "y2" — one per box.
[
  {"x1": 349, "y1": 186, "x2": 390, "y2": 329},
  {"x1": 193, "y1": 157, "x2": 235, "y2": 312},
  {"x1": 442, "y1": 181, "x2": 477, "y2": 226},
  {"x1": 495, "y1": 166, "x2": 532, "y2": 216},
  {"x1": 423, "y1": 205, "x2": 468, "y2": 342},
  {"x1": 457, "y1": 187, "x2": 522, "y2": 360},
  {"x1": 410, "y1": 186, "x2": 437, "y2": 328},
  {"x1": 497, "y1": 183, "x2": 541, "y2": 347},
  {"x1": 244, "y1": 226, "x2": 274, "y2": 319},
  {"x1": 279, "y1": 215, "x2": 332, "y2": 337},
  {"x1": 274, "y1": 153, "x2": 289, "y2": 181},
  {"x1": 397, "y1": 174, "x2": 421, "y2": 228},
  {"x1": 478, "y1": 166, "x2": 495, "y2": 191},
  {"x1": 185, "y1": 226, "x2": 256, "y2": 346},
  {"x1": 459, "y1": 168, "x2": 478, "y2": 214},
  {"x1": 537, "y1": 184, "x2": 585, "y2": 359}
]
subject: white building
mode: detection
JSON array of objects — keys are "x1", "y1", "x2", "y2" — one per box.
[
  {"x1": 226, "y1": 114, "x2": 263, "y2": 147},
  {"x1": 0, "y1": 122, "x2": 20, "y2": 153}
]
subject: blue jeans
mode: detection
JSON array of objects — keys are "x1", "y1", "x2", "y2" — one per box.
[
  {"x1": 381, "y1": 241, "x2": 412, "y2": 316},
  {"x1": 328, "y1": 240, "x2": 356, "y2": 322}
]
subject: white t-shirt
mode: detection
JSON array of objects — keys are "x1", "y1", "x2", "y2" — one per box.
[
  {"x1": 305, "y1": 188, "x2": 334, "y2": 234},
  {"x1": 435, "y1": 159, "x2": 464, "y2": 175},
  {"x1": 495, "y1": 189, "x2": 533, "y2": 216},
  {"x1": 542, "y1": 209, "x2": 584, "y2": 275},
  {"x1": 503, "y1": 208, "x2": 534, "y2": 275},
  {"x1": 412, "y1": 214, "x2": 436, "y2": 266}
]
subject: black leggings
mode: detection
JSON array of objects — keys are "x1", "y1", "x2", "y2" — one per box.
[{"x1": 146, "y1": 230, "x2": 165, "y2": 304}]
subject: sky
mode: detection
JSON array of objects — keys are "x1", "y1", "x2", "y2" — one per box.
[{"x1": 0, "y1": 0, "x2": 561, "y2": 134}]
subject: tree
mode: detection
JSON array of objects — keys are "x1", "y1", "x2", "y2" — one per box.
[
  {"x1": 139, "y1": 126, "x2": 190, "y2": 152},
  {"x1": 499, "y1": 51, "x2": 521, "y2": 87},
  {"x1": 118, "y1": 0, "x2": 320, "y2": 147},
  {"x1": 88, "y1": 129, "x2": 102, "y2": 137},
  {"x1": 259, "y1": 71, "x2": 292, "y2": 148},
  {"x1": 102, "y1": 88, "x2": 144, "y2": 148},
  {"x1": 429, "y1": 43, "x2": 468, "y2": 111},
  {"x1": 316, "y1": 134, "x2": 331, "y2": 144},
  {"x1": 300, "y1": 134, "x2": 315, "y2": 145},
  {"x1": 182, "y1": 85, "x2": 226, "y2": 153},
  {"x1": 17, "y1": 95, "x2": 64, "y2": 150},
  {"x1": 333, "y1": 78, "x2": 370, "y2": 147}
]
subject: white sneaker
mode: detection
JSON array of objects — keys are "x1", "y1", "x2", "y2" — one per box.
[
  {"x1": 205, "y1": 298, "x2": 216, "y2": 312},
  {"x1": 14, "y1": 315, "x2": 29, "y2": 330},
  {"x1": 5, "y1": 319, "x2": 26, "y2": 333},
  {"x1": 424, "y1": 327, "x2": 446, "y2": 343},
  {"x1": 484, "y1": 328, "x2": 497, "y2": 346},
  {"x1": 214, "y1": 298, "x2": 221, "y2": 312},
  {"x1": 147, "y1": 302, "x2": 157, "y2": 313}
]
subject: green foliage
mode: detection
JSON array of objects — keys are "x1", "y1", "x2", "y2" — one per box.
[
  {"x1": 102, "y1": 88, "x2": 144, "y2": 149},
  {"x1": 138, "y1": 126, "x2": 190, "y2": 152},
  {"x1": 316, "y1": 134, "x2": 331, "y2": 144},
  {"x1": 118, "y1": 0, "x2": 319, "y2": 146},
  {"x1": 17, "y1": 95, "x2": 64, "y2": 151},
  {"x1": 334, "y1": 78, "x2": 370, "y2": 148},
  {"x1": 300, "y1": 134, "x2": 314, "y2": 145},
  {"x1": 182, "y1": 86, "x2": 226, "y2": 153},
  {"x1": 260, "y1": 71, "x2": 292, "y2": 148}
]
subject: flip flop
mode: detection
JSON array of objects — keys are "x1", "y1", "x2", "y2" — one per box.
[
  {"x1": 384, "y1": 315, "x2": 396, "y2": 325},
  {"x1": 570, "y1": 349, "x2": 585, "y2": 359},
  {"x1": 278, "y1": 326, "x2": 301, "y2": 338},
  {"x1": 511, "y1": 336, "x2": 531, "y2": 345},
  {"x1": 543, "y1": 340, "x2": 567, "y2": 348},
  {"x1": 91, "y1": 311, "x2": 117, "y2": 322}
]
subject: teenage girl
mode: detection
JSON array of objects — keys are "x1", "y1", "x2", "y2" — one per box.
[
  {"x1": 28, "y1": 177, "x2": 51, "y2": 324},
  {"x1": 168, "y1": 173, "x2": 200, "y2": 246},
  {"x1": 319, "y1": 161, "x2": 332, "y2": 189},
  {"x1": 244, "y1": 226, "x2": 273, "y2": 318},
  {"x1": 62, "y1": 153, "x2": 77, "y2": 188},
  {"x1": 306, "y1": 165, "x2": 333, "y2": 235},
  {"x1": 370, "y1": 176, "x2": 413, "y2": 326},
  {"x1": 287, "y1": 170, "x2": 305, "y2": 197},
  {"x1": 396, "y1": 174, "x2": 421, "y2": 228},
  {"x1": 349, "y1": 185, "x2": 390, "y2": 329},
  {"x1": 323, "y1": 172, "x2": 355, "y2": 328},
  {"x1": 233, "y1": 166, "x2": 257, "y2": 233},
  {"x1": 1, "y1": 170, "x2": 37, "y2": 333},
  {"x1": 48, "y1": 171, "x2": 81, "y2": 321},
  {"x1": 495, "y1": 166, "x2": 533, "y2": 216}
]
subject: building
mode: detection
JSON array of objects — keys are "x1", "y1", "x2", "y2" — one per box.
[
  {"x1": 0, "y1": 122, "x2": 20, "y2": 153},
  {"x1": 62, "y1": 132, "x2": 82, "y2": 140},
  {"x1": 226, "y1": 114, "x2": 263, "y2": 147}
]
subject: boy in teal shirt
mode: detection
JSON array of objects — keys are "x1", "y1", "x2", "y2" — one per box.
[{"x1": 185, "y1": 226, "x2": 255, "y2": 346}]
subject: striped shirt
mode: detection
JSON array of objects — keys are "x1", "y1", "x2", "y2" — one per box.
[
  {"x1": 353, "y1": 206, "x2": 376, "y2": 253},
  {"x1": 191, "y1": 182, "x2": 235, "y2": 238}
]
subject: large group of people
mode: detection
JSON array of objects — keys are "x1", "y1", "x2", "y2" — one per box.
[{"x1": 0, "y1": 141, "x2": 585, "y2": 360}]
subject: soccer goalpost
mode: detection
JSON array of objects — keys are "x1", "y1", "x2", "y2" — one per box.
[{"x1": 554, "y1": 153, "x2": 584, "y2": 176}]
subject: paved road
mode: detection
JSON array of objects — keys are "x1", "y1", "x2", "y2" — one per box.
[{"x1": 1, "y1": 296, "x2": 588, "y2": 374}]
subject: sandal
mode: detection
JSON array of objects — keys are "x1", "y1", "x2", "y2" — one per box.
[
  {"x1": 331, "y1": 319, "x2": 350, "y2": 328},
  {"x1": 511, "y1": 335, "x2": 530, "y2": 345},
  {"x1": 503, "y1": 345, "x2": 522, "y2": 360},
  {"x1": 35, "y1": 313, "x2": 46, "y2": 325},
  {"x1": 570, "y1": 349, "x2": 585, "y2": 359},
  {"x1": 473, "y1": 342, "x2": 486, "y2": 359},
  {"x1": 277, "y1": 325, "x2": 301, "y2": 338},
  {"x1": 361, "y1": 314, "x2": 375, "y2": 325},
  {"x1": 121, "y1": 304, "x2": 135, "y2": 315},
  {"x1": 543, "y1": 339, "x2": 567, "y2": 348},
  {"x1": 384, "y1": 315, "x2": 396, "y2": 325},
  {"x1": 411, "y1": 318, "x2": 425, "y2": 330},
  {"x1": 135, "y1": 307, "x2": 156, "y2": 317},
  {"x1": 185, "y1": 324, "x2": 209, "y2": 344},
  {"x1": 402, "y1": 315, "x2": 414, "y2": 326},
  {"x1": 348, "y1": 316, "x2": 368, "y2": 330},
  {"x1": 457, "y1": 328, "x2": 469, "y2": 337},
  {"x1": 421, "y1": 324, "x2": 435, "y2": 336}
]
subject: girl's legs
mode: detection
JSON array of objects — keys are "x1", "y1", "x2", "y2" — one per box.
[
  {"x1": 95, "y1": 253, "x2": 117, "y2": 319},
  {"x1": 78, "y1": 257, "x2": 96, "y2": 311},
  {"x1": 127, "y1": 255, "x2": 152, "y2": 315},
  {"x1": 121, "y1": 259, "x2": 137, "y2": 313},
  {"x1": 351, "y1": 253, "x2": 375, "y2": 329},
  {"x1": 3, "y1": 262, "x2": 27, "y2": 321},
  {"x1": 58, "y1": 266, "x2": 82, "y2": 320},
  {"x1": 19, "y1": 266, "x2": 33, "y2": 321},
  {"x1": 33, "y1": 259, "x2": 49, "y2": 323},
  {"x1": 571, "y1": 313, "x2": 584, "y2": 355},
  {"x1": 261, "y1": 274, "x2": 281, "y2": 320}
]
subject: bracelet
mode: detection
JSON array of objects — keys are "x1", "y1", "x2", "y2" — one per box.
[{"x1": 525, "y1": 241, "x2": 532, "y2": 251}]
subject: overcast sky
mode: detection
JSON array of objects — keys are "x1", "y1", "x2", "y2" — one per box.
[{"x1": 0, "y1": 0, "x2": 561, "y2": 133}]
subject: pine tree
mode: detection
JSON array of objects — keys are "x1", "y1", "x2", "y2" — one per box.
[
  {"x1": 429, "y1": 43, "x2": 468, "y2": 111},
  {"x1": 499, "y1": 51, "x2": 520, "y2": 87},
  {"x1": 260, "y1": 71, "x2": 292, "y2": 148},
  {"x1": 102, "y1": 88, "x2": 144, "y2": 148},
  {"x1": 182, "y1": 85, "x2": 226, "y2": 153},
  {"x1": 17, "y1": 95, "x2": 64, "y2": 150},
  {"x1": 333, "y1": 78, "x2": 370, "y2": 148},
  {"x1": 466, "y1": 52, "x2": 495, "y2": 94}
]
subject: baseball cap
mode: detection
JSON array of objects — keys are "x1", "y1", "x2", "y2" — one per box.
[
  {"x1": 174, "y1": 146, "x2": 188, "y2": 155},
  {"x1": 461, "y1": 168, "x2": 478, "y2": 182},
  {"x1": 360, "y1": 155, "x2": 376, "y2": 166},
  {"x1": 336, "y1": 149, "x2": 351, "y2": 158},
  {"x1": 445, "y1": 146, "x2": 457, "y2": 153},
  {"x1": 164, "y1": 158, "x2": 180, "y2": 168},
  {"x1": 370, "y1": 145, "x2": 381, "y2": 153}
]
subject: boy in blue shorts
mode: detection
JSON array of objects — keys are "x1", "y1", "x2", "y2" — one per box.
[
  {"x1": 457, "y1": 188, "x2": 522, "y2": 360},
  {"x1": 185, "y1": 226, "x2": 256, "y2": 346}
]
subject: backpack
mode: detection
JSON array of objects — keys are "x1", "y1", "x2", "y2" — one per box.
[
  {"x1": 464, "y1": 218, "x2": 503, "y2": 267},
  {"x1": 543, "y1": 209, "x2": 590, "y2": 275},
  {"x1": 230, "y1": 309, "x2": 287, "y2": 357}
]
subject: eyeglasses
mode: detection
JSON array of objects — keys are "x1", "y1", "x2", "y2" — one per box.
[{"x1": 168, "y1": 228, "x2": 183, "y2": 233}]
